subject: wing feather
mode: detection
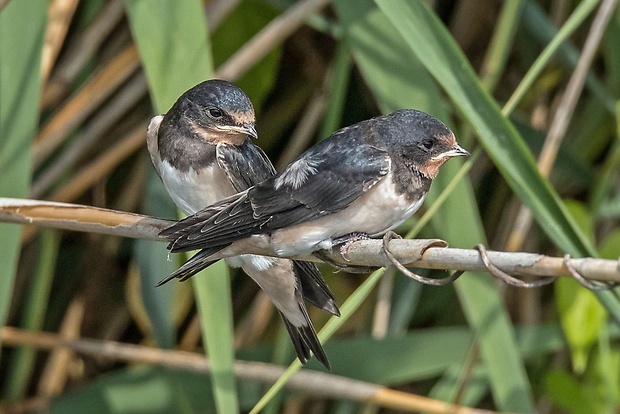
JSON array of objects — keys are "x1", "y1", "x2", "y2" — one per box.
[
  {"x1": 162, "y1": 132, "x2": 390, "y2": 252},
  {"x1": 216, "y1": 140, "x2": 276, "y2": 192}
]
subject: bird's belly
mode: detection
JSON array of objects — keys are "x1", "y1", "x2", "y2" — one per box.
[
  {"x1": 159, "y1": 161, "x2": 235, "y2": 215},
  {"x1": 226, "y1": 255, "x2": 306, "y2": 327},
  {"x1": 269, "y1": 179, "x2": 426, "y2": 256}
]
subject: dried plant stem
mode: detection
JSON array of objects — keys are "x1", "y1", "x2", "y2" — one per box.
[
  {"x1": 41, "y1": 0, "x2": 80, "y2": 83},
  {"x1": 42, "y1": 0, "x2": 126, "y2": 107},
  {"x1": 32, "y1": 72, "x2": 149, "y2": 198},
  {"x1": 216, "y1": 0, "x2": 331, "y2": 81},
  {"x1": 0, "y1": 198, "x2": 618, "y2": 283},
  {"x1": 0, "y1": 326, "x2": 501, "y2": 414},
  {"x1": 34, "y1": 45, "x2": 141, "y2": 167},
  {"x1": 37, "y1": 297, "x2": 84, "y2": 397},
  {"x1": 0, "y1": 198, "x2": 170, "y2": 242},
  {"x1": 47, "y1": 122, "x2": 148, "y2": 204},
  {"x1": 21, "y1": 123, "x2": 149, "y2": 242}
]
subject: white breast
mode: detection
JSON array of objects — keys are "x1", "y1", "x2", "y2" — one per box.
[
  {"x1": 268, "y1": 173, "x2": 426, "y2": 256},
  {"x1": 159, "y1": 160, "x2": 235, "y2": 215}
]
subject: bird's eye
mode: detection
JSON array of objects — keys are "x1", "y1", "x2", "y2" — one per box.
[
  {"x1": 422, "y1": 139, "x2": 434, "y2": 150},
  {"x1": 209, "y1": 108, "x2": 223, "y2": 118}
]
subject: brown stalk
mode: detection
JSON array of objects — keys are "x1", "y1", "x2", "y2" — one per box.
[
  {"x1": 216, "y1": 0, "x2": 332, "y2": 81},
  {"x1": 34, "y1": 45, "x2": 141, "y2": 167},
  {"x1": 40, "y1": 0, "x2": 80, "y2": 84},
  {"x1": 42, "y1": 0, "x2": 127, "y2": 107},
  {"x1": 1, "y1": 326, "x2": 502, "y2": 414}
]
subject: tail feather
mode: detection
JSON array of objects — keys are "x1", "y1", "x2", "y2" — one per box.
[
  {"x1": 279, "y1": 310, "x2": 330, "y2": 370},
  {"x1": 156, "y1": 246, "x2": 227, "y2": 286},
  {"x1": 293, "y1": 261, "x2": 340, "y2": 316}
]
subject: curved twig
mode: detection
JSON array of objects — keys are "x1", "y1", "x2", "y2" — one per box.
[
  {"x1": 382, "y1": 232, "x2": 464, "y2": 286},
  {"x1": 563, "y1": 254, "x2": 620, "y2": 290},
  {"x1": 1, "y1": 198, "x2": 620, "y2": 289},
  {"x1": 475, "y1": 244, "x2": 557, "y2": 288}
]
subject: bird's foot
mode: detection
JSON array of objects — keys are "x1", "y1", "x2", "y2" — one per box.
[
  {"x1": 331, "y1": 232, "x2": 371, "y2": 261},
  {"x1": 313, "y1": 249, "x2": 379, "y2": 274},
  {"x1": 313, "y1": 232, "x2": 378, "y2": 273}
]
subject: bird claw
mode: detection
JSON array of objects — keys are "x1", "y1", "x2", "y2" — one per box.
[
  {"x1": 313, "y1": 250, "x2": 379, "y2": 274},
  {"x1": 331, "y1": 232, "x2": 371, "y2": 262}
]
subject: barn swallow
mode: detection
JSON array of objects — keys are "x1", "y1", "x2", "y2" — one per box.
[
  {"x1": 161, "y1": 109, "x2": 469, "y2": 264},
  {"x1": 147, "y1": 79, "x2": 338, "y2": 369}
]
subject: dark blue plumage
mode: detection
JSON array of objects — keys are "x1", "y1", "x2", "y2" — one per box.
[{"x1": 161, "y1": 109, "x2": 469, "y2": 258}]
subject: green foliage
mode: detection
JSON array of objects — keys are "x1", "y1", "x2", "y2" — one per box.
[
  {"x1": 2, "y1": 0, "x2": 620, "y2": 413},
  {"x1": 211, "y1": 0, "x2": 281, "y2": 109},
  {"x1": 0, "y1": 0, "x2": 46, "y2": 347},
  {"x1": 124, "y1": 1, "x2": 239, "y2": 413}
]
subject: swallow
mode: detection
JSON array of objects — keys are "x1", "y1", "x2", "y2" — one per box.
[
  {"x1": 160, "y1": 109, "x2": 469, "y2": 264},
  {"x1": 147, "y1": 79, "x2": 339, "y2": 369}
]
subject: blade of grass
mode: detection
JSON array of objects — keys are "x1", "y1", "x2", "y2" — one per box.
[
  {"x1": 319, "y1": 41, "x2": 351, "y2": 138},
  {"x1": 124, "y1": 0, "x2": 213, "y2": 111},
  {"x1": 4, "y1": 230, "x2": 60, "y2": 400},
  {"x1": 376, "y1": 0, "x2": 593, "y2": 258},
  {"x1": 124, "y1": 1, "x2": 239, "y2": 413},
  {"x1": 0, "y1": 0, "x2": 46, "y2": 358},
  {"x1": 249, "y1": 268, "x2": 386, "y2": 414},
  {"x1": 521, "y1": 0, "x2": 615, "y2": 114},
  {"x1": 134, "y1": 171, "x2": 178, "y2": 349},
  {"x1": 479, "y1": 0, "x2": 525, "y2": 92},
  {"x1": 192, "y1": 260, "x2": 236, "y2": 411},
  {"x1": 505, "y1": 0, "x2": 601, "y2": 115}
]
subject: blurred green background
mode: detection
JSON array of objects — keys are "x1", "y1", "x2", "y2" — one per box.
[{"x1": 1, "y1": 0, "x2": 620, "y2": 412}]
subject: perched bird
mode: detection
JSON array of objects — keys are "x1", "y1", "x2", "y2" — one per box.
[
  {"x1": 161, "y1": 108, "x2": 469, "y2": 267},
  {"x1": 147, "y1": 79, "x2": 338, "y2": 369}
]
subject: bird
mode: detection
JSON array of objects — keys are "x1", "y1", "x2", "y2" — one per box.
[
  {"x1": 147, "y1": 79, "x2": 339, "y2": 369},
  {"x1": 161, "y1": 108, "x2": 469, "y2": 273}
]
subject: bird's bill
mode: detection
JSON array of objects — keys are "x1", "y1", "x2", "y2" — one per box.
[
  {"x1": 432, "y1": 144, "x2": 470, "y2": 160},
  {"x1": 217, "y1": 124, "x2": 258, "y2": 139}
]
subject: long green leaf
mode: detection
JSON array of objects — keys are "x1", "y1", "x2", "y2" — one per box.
[
  {"x1": 376, "y1": 0, "x2": 593, "y2": 258},
  {"x1": 0, "y1": 0, "x2": 46, "y2": 353},
  {"x1": 4, "y1": 230, "x2": 60, "y2": 399},
  {"x1": 376, "y1": 0, "x2": 620, "y2": 332},
  {"x1": 521, "y1": 0, "x2": 615, "y2": 114},
  {"x1": 124, "y1": 1, "x2": 239, "y2": 412},
  {"x1": 134, "y1": 171, "x2": 178, "y2": 349},
  {"x1": 124, "y1": 0, "x2": 213, "y2": 110},
  {"x1": 505, "y1": 0, "x2": 601, "y2": 114},
  {"x1": 336, "y1": 2, "x2": 536, "y2": 411},
  {"x1": 192, "y1": 261, "x2": 236, "y2": 412}
]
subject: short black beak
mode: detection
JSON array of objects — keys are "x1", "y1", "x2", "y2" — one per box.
[
  {"x1": 217, "y1": 124, "x2": 258, "y2": 139},
  {"x1": 431, "y1": 143, "x2": 470, "y2": 161}
]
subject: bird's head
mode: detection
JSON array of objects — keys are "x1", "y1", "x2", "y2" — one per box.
[
  {"x1": 172, "y1": 79, "x2": 257, "y2": 145},
  {"x1": 391, "y1": 109, "x2": 469, "y2": 179}
]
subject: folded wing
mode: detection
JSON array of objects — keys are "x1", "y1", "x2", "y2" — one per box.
[{"x1": 161, "y1": 137, "x2": 391, "y2": 253}]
